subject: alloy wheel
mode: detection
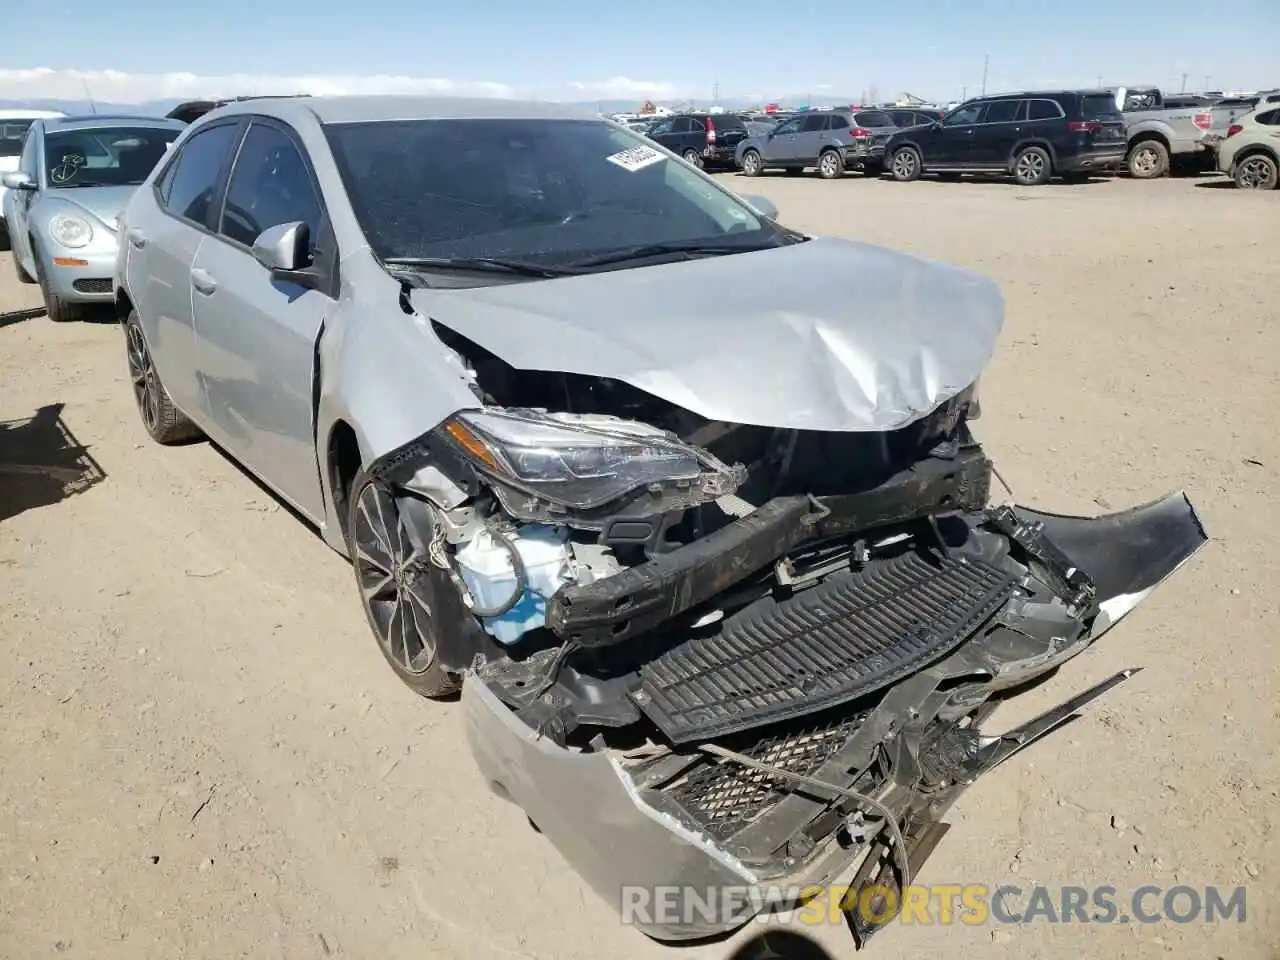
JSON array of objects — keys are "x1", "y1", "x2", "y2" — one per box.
[
  {"x1": 1236, "y1": 156, "x2": 1277, "y2": 189},
  {"x1": 1016, "y1": 151, "x2": 1046, "y2": 183},
  {"x1": 352, "y1": 481, "x2": 437, "y2": 675},
  {"x1": 743, "y1": 152, "x2": 761, "y2": 176},
  {"x1": 683, "y1": 149, "x2": 704, "y2": 169},
  {"x1": 126, "y1": 322, "x2": 161, "y2": 434},
  {"x1": 820, "y1": 153, "x2": 840, "y2": 177},
  {"x1": 892, "y1": 150, "x2": 917, "y2": 179}
]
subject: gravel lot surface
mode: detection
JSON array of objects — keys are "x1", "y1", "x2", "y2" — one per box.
[{"x1": 1, "y1": 172, "x2": 1276, "y2": 959}]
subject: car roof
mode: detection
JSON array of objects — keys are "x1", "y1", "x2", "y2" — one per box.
[
  {"x1": 44, "y1": 115, "x2": 187, "y2": 133},
  {"x1": 203, "y1": 94, "x2": 596, "y2": 126}
]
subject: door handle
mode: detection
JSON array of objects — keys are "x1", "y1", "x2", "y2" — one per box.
[
  {"x1": 127, "y1": 228, "x2": 147, "y2": 249},
  {"x1": 190, "y1": 268, "x2": 217, "y2": 295}
]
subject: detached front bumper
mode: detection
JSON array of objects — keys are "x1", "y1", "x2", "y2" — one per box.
[{"x1": 463, "y1": 491, "x2": 1205, "y2": 940}]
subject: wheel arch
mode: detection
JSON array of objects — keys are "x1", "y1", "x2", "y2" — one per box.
[
  {"x1": 1233, "y1": 142, "x2": 1280, "y2": 165},
  {"x1": 1127, "y1": 130, "x2": 1171, "y2": 154},
  {"x1": 1008, "y1": 138, "x2": 1058, "y2": 171},
  {"x1": 326, "y1": 418, "x2": 364, "y2": 542}
]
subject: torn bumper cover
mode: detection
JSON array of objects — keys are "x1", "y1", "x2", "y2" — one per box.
[{"x1": 463, "y1": 491, "x2": 1206, "y2": 941}]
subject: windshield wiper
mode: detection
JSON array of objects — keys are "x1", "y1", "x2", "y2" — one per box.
[
  {"x1": 566, "y1": 239, "x2": 782, "y2": 270},
  {"x1": 383, "y1": 256, "x2": 580, "y2": 279}
]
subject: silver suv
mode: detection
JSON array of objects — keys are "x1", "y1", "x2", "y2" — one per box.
[{"x1": 735, "y1": 109, "x2": 898, "y2": 179}]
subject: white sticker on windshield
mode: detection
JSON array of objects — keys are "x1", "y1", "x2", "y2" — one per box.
[{"x1": 605, "y1": 145, "x2": 666, "y2": 172}]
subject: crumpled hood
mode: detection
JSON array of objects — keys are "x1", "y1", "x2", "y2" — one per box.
[
  {"x1": 414, "y1": 236, "x2": 1004, "y2": 432},
  {"x1": 41, "y1": 185, "x2": 137, "y2": 232}
]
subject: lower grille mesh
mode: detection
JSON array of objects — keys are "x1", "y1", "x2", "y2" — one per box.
[
  {"x1": 637, "y1": 550, "x2": 1016, "y2": 742},
  {"x1": 666, "y1": 712, "x2": 866, "y2": 840}
]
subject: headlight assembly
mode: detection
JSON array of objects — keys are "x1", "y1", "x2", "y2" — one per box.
[
  {"x1": 440, "y1": 409, "x2": 737, "y2": 511},
  {"x1": 49, "y1": 214, "x2": 93, "y2": 249}
]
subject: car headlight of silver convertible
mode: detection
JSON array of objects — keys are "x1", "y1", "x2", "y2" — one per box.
[
  {"x1": 440, "y1": 409, "x2": 740, "y2": 512},
  {"x1": 49, "y1": 214, "x2": 93, "y2": 249}
]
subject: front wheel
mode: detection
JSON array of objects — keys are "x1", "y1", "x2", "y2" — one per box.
[
  {"x1": 1013, "y1": 146, "x2": 1052, "y2": 186},
  {"x1": 740, "y1": 149, "x2": 763, "y2": 177},
  {"x1": 348, "y1": 471, "x2": 462, "y2": 699},
  {"x1": 32, "y1": 242, "x2": 79, "y2": 322},
  {"x1": 682, "y1": 149, "x2": 704, "y2": 169},
  {"x1": 817, "y1": 149, "x2": 845, "y2": 180},
  {"x1": 1234, "y1": 152, "x2": 1279, "y2": 190},
  {"x1": 890, "y1": 147, "x2": 922, "y2": 182}
]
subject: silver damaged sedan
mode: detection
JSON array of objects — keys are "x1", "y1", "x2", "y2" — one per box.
[
  {"x1": 114, "y1": 95, "x2": 1206, "y2": 944},
  {"x1": 4, "y1": 115, "x2": 185, "y2": 321}
]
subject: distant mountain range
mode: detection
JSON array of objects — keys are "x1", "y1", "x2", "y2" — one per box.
[{"x1": 0, "y1": 94, "x2": 871, "y2": 119}]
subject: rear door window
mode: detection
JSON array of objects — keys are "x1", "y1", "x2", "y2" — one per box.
[
  {"x1": 161, "y1": 122, "x2": 242, "y2": 227},
  {"x1": 981, "y1": 100, "x2": 1021, "y2": 123},
  {"x1": 801, "y1": 114, "x2": 828, "y2": 133},
  {"x1": 1027, "y1": 99, "x2": 1063, "y2": 121}
]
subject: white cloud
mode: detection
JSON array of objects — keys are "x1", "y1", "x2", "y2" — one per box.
[
  {"x1": 0, "y1": 67, "x2": 519, "y2": 103},
  {"x1": 566, "y1": 76, "x2": 686, "y2": 100}
]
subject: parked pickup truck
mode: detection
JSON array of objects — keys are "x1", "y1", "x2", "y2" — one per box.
[{"x1": 1116, "y1": 86, "x2": 1217, "y2": 178}]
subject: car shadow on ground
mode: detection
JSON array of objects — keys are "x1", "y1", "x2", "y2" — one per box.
[
  {"x1": 724, "y1": 930, "x2": 839, "y2": 959},
  {"x1": 0, "y1": 402, "x2": 107, "y2": 523},
  {"x1": 1193, "y1": 180, "x2": 1239, "y2": 190}
]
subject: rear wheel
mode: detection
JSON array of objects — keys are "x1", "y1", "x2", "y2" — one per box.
[
  {"x1": 682, "y1": 148, "x2": 704, "y2": 169},
  {"x1": 348, "y1": 471, "x2": 462, "y2": 699},
  {"x1": 1127, "y1": 140, "x2": 1169, "y2": 179},
  {"x1": 740, "y1": 149, "x2": 763, "y2": 177},
  {"x1": 1013, "y1": 146, "x2": 1052, "y2": 186},
  {"x1": 125, "y1": 311, "x2": 202, "y2": 444},
  {"x1": 817, "y1": 149, "x2": 845, "y2": 180},
  {"x1": 890, "y1": 146, "x2": 922, "y2": 182},
  {"x1": 1234, "y1": 152, "x2": 1279, "y2": 190}
]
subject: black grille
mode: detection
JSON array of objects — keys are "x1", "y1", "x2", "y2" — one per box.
[
  {"x1": 665, "y1": 712, "x2": 866, "y2": 840},
  {"x1": 636, "y1": 551, "x2": 1016, "y2": 742},
  {"x1": 72, "y1": 278, "x2": 112, "y2": 294}
]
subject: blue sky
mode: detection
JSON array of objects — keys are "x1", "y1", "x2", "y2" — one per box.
[{"x1": 3, "y1": 0, "x2": 1276, "y2": 104}]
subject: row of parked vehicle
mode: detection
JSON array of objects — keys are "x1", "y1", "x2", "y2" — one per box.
[{"x1": 633, "y1": 85, "x2": 1280, "y2": 190}]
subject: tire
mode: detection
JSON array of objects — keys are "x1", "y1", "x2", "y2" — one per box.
[
  {"x1": 347, "y1": 470, "x2": 462, "y2": 699},
  {"x1": 124, "y1": 310, "x2": 203, "y2": 444},
  {"x1": 817, "y1": 149, "x2": 845, "y2": 180},
  {"x1": 740, "y1": 149, "x2": 763, "y2": 177},
  {"x1": 1013, "y1": 146, "x2": 1052, "y2": 186},
  {"x1": 31, "y1": 240, "x2": 79, "y2": 322},
  {"x1": 1233, "y1": 151, "x2": 1279, "y2": 190},
  {"x1": 890, "y1": 146, "x2": 922, "y2": 182},
  {"x1": 1127, "y1": 140, "x2": 1169, "y2": 179},
  {"x1": 12, "y1": 247, "x2": 35, "y2": 284},
  {"x1": 682, "y1": 148, "x2": 704, "y2": 169},
  {"x1": 782, "y1": 167, "x2": 804, "y2": 176}
]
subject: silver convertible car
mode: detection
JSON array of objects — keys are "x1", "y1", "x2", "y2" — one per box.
[
  {"x1": 4, "y1": 115, "x2": 185, "y2": 321},
  {"x1": 114, "y1": 95, "x2": 1205, "y2": 944}
]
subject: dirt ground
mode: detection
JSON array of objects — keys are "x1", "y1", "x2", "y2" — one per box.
[{"x1": 1, "y1": 172, "x2": 1277, "y2": 960}]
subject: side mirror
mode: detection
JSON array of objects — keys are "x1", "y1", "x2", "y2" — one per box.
[
  {"x1": 251, "y1": 221, "x2": 319, "y2": 287},
  {"x1": 738, "y1": 194, "x2": 778, "y2": 219},
  {"x1": 2, "y1": 171, "x2": 36, "y2": 190}
]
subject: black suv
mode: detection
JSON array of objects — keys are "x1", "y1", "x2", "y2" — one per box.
[
  {"x1": 643, "y1": 113, "x2": 750, "y2": 170},
  {"x1": 884, "y1": 90, "x2": 1127, "y2": 185}
]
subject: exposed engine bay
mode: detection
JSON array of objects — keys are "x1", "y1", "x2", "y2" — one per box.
[{"x1": 364, "y1": 321, "x2": 1207, "y2": 942}]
